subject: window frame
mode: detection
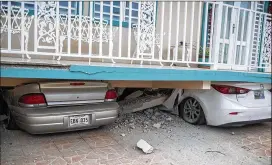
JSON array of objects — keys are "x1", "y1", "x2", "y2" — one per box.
[
  {"x1": 92, "y1": 1, "x2": 158, "y2": 28},
  {"x1": 1, "y1": 1, "x2": 79, "y2": 15}
]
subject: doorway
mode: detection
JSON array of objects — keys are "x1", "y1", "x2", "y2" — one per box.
[{"x1": 216, "y1": 1, "x2": 256, "y2": 71}]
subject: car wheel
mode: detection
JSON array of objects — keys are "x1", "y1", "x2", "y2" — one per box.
[
  {"x1": 179, "y1": 97, "x2": 206, "y2": 125},
  {"x1": 5, "y1": 109, "x2": 18, "y2": 130}
]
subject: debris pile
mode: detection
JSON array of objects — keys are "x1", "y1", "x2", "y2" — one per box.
[
  {"x1": 108, "y1": 107, "x2": 184, "y2": 134},
  {"x1": 153, "y1": 123, "x2": 161, "y2": 129}
]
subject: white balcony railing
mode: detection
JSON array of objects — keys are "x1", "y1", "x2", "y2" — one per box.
[{"x1": 0, "y1": 1, "x2": 271, "y2": 73}]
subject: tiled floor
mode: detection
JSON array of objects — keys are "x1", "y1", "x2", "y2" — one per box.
[
  {"x1": 0, "y1": 127, "x2": 177, "y2": 165},
  {"x1": 233, "y1": 126, "x2": 272, "y2": 158},
  {"x1": 0, "y1": 120, "x2": 271, "y2": 165}
]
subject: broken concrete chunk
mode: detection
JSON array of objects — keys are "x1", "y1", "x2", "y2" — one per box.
[
  {"x1": 153, "y1": 123, "x2": 161, "y2": 129},
  {"x1": 146, "y1": 109, "x2": 154, "y2": 114},
  {"x1": 124, "y1": 90, "x2": 144, "y2": 100},
  {"x1": 166, "y1": 117, "x2": 172, "y2": 121},
  {"x1": 143, "y1": 121, "x2": 150, "y2": 126},
  {"x1": 121, "y1": 133, "x2": 126, "y2": 137},
  {"x1": 151, "y1": 116, "x2": 157, "y2": 120},
  {"x1": 154, "y1": 107, "x2": 159, "y2": 111},
  {"x1": 128, "y1": 123, "x2": 135, "y2": 129},
  {"x1": 130, "y1": 125, "x2": 135, "y2": 129},
  {"x1": 144, "y1": 125, "x2": 148, "y2": 129},
  {"x1": 137, "y1": 139, "x2": 154, "y2": 154},
  {"x1": 154, "y1": 112, "x2": 161, "y2": 116}
]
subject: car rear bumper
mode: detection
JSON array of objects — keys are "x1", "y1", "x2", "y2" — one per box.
[
  {"x1": 220, "y1": 119, "x2": 271, "y2": 126},
  {"x1": 207, "y1": 106, "x2": 271, "y2": 126},
  {"x1": 10, "y1": 102, "x2": 119, "y2": 134}
]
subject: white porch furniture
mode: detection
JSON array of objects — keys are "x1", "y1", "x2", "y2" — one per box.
[
  {"x1": 131, "y1": 24, "x2": 166, "y2": 64},
  {"x1": 170, "y1": 42, "x2": 191, "y2": 67}
]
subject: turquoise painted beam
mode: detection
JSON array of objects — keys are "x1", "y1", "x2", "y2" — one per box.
[{"x1": 1, "y1": 65, "x2": 271, "y2": 83}]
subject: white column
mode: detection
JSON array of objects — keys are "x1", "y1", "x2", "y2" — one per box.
[
  {"x1": 7, "y1": 1, "x2": 11, "y2": 51},
  {"x1": 167, "y1": 2, "x2": 173, "y2": 60},
  {"x1": 68, "y1": 1, "x2": 72, "y2": 54},
  {"x1": 211, "y1": 3, "x2": 223, "y2": 70},
  {"x1": 127, "y1": 2, "x2": 132, "y2": 58}
]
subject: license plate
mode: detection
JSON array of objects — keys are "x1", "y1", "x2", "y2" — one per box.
[
  {"x1": 69, "y1": 115, "x2": 89, "y2": 127},
  {"x1": 254, "y1": 90, "x2": 265, "y2": 99}
]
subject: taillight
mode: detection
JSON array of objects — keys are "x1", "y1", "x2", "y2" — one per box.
[
  {"x1": 105, "y1": 89, "x2": 118, "y2": 101},
  {"x1": 229, "y1": 112, "x2": 239, "y2": 115},
  {"x1": 212, "y1": 85, "x2": 250, "y2": 94},
  {"x1": 19, "y1": 94, "x2": 46, "y2": 106},
  {"x1": 70, "y1": 82, "x2": 85, "y2": 86}
]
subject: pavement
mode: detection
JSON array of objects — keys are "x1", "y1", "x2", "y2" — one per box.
[{"x1": 0, "y1": 109, "x2": 271, "y2": 165}]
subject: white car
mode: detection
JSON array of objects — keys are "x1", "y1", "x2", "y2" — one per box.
[{"x1": 162, "y1": 83, "x2": 271, "y2": 126}]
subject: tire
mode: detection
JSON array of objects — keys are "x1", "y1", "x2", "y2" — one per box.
[
  {"x1": 179, "y1": 97, "x2": 206, "y2": 125},
  {"x1": 5, "y1": 109, "x2": 18, "y2": 130}
]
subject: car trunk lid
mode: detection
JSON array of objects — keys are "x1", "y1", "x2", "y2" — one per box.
[
  {"x1": 215, "y1": 83, "x2": 271, "y2": 108},
  {"x1": 39, "y1": 81, "x2": 108, "y2": 106}
]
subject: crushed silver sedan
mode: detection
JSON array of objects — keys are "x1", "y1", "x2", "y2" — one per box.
[{"x1": 2, "y1": 81, "x2": 119, "y2": 134}]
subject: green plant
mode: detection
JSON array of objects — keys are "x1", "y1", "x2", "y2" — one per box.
[{"x1": 199, "y1": 47, "x2": 210, "y2": 57}]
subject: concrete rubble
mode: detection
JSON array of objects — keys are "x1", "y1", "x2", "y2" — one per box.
[
  {"x1": 107, "y1": 107, "x2": 183, "y2": 135},
  {"x1": 166, "y1": 117, "x2": 172, "y2": 121},
  {"x1": 124, "y1": 90, "x2": 144, "y2": 100},
  {"x1": 137, "y1": 139, "x2": 154, "y2": 154},
  {"x1": 153, "y1": 123, "x2": 161, "y2": 129}
]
